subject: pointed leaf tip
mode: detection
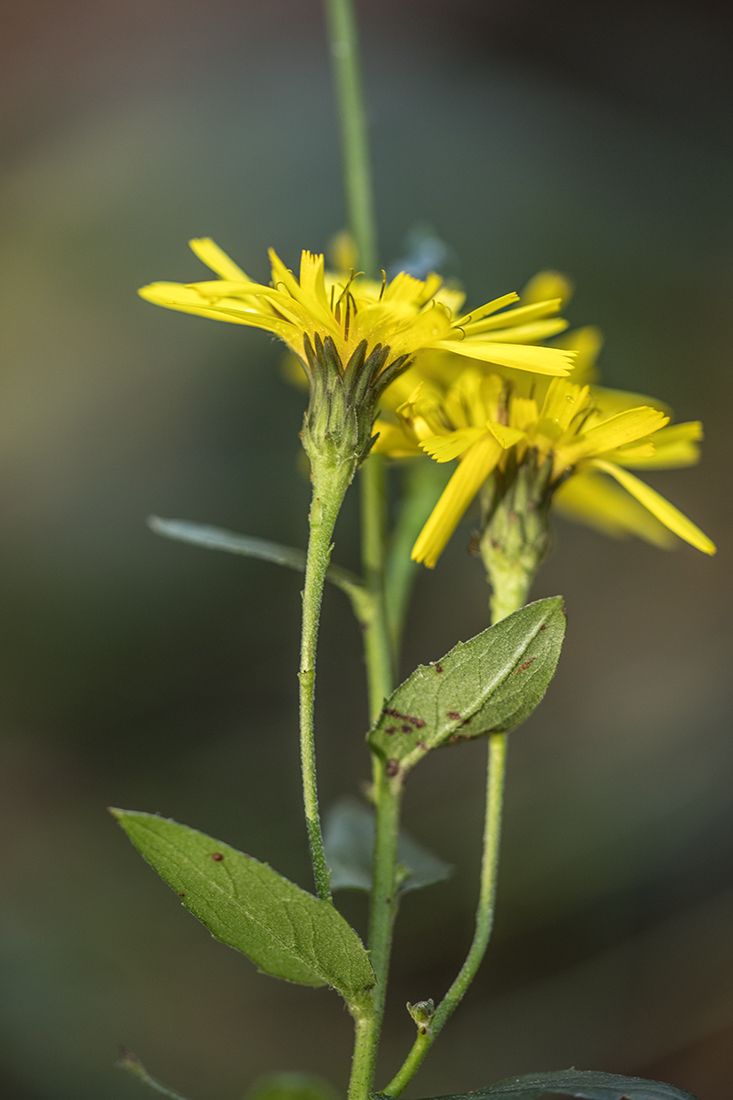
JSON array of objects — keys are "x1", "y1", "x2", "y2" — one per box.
[
  {"x1": 368, "y1": 597, "x2": 566, "y2": 776},
  {"x1": 114, "y1": 810, "x2": 374, "y2": 1004}
]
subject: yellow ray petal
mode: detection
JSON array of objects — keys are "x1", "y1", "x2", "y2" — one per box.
[
  {"x1": 590, "y1": 385, "x2": 671, "y2": 417},
  {"x1": 299, "y1": 250, "x2": 330, "y2": 311},
  {"x1": 433, "y1": 341, "x2": 574, "y2": 376},
  {"x1": 189, "y1": 238, "x2": 250, "y2": 281},
  {"x1": 456, "y1": 292, "x2": 519, "y2": 327},
  {"x1": 475, "y1": 318, "x2": 569, "y2": 344},
  {"x1": 461, "y1": 298, "x2": 562, "y2": 335},
  {"x1": 564, "y1": 407, "x2": 669, "y2": 463},
  {"x1": 371, "y1": 420, "x2": 422, "y2": 457},
  {"x1": 420, "y1": 427, "x2": 486, "y2": 463},
  {"x1": 552, "y1": 326, "x2": 603, "y2": 383},
  {"x1": 612, "y1": 421, "x2": 703, "y2": 469},
  {"x1": 539, "y1": 378, "x2": 590, "y2": 435},
  {"x1": 486, "y1": 422, "x2": 525, "y2": 449},
  {"x1": 554, "y1": 470, "x2": 676, "y2": 548},
  {"x1": 521, "y1": 270, "x2": 574, "y2": 306},
  {"x1": 591, "y1": 459, "x2": 716, "y2": 554},
  {"x1": 412, "y1": 435, "x2": 503, "y2": 567},
  {"x1": 137, "y1": 283, "x2": 292, "y2": 338},
  {"x1": 510, "y1": 396, "x2": 539, "y2": 432}
]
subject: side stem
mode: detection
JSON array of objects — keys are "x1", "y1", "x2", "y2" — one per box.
[
  {"x1": 383, "y1": 733, "x2": 507, "y2": 1096},
  {"x1": 299, "y1": 461, "x2": 352, "y2": 902},
  {"x1": 382, "y1": 575, "x2": 531, "y2": 1096},
  {"x1": 323, "y1": 0, "x2": 378, "y2": 276}
]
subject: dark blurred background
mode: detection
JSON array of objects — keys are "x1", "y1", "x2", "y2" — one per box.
[{"x1": 0, "y1": 1, "x2": 731, "y2": 1098}]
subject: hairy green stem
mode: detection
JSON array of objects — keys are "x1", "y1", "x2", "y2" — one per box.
[
  {"x1": 299, "y1": 462, "x2": 352, "y2": 902},
  {"x1": 382, "y1": 579, "x2": 529, "y2": 1096},
  {"x1": 359, "y1": 454, "x2": 401, "y2": 1095},
  {"x1": 360, "y1": 454, "x2": 394, "y2": 719},
  {"x1": 323, "y1": 0, "x2": 377, "y2": 277},
  {"x1": 321, "y1": 0, "x2": 397, "y2": 1094},
  {"x1": 383, "y1": 733, "x2": 507, "y2": 1095}
]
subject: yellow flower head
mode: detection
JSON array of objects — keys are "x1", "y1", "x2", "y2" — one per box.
[
  {"x1": 139, "y1": 238, "x2": 578, "y2": 381},
  {"x1": 375, "y1": 361, "x2": 714, "y2": 567}
]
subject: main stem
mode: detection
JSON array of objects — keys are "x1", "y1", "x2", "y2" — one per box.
[
  {"x1": 382, "y1": 575, "x2": 532, "y2": 1096},
  {"x1": 360, "y1": 454, "x2": 401, "y2": 1095},
  {"x1": 323, "y1": 0, "x2": 378, "y2": 276},
  {"x1": 321, "y1": 0, "x2": 398, "y2": 1094},
  {"x1": 299, "y1": 462, "x2": 352, "y2": 902}
]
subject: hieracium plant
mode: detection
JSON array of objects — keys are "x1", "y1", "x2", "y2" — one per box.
[{"x1": 114, "y1": 4, "x2": 715, "y2": 1100}]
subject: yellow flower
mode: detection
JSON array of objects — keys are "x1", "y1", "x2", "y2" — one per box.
[
  {"x1": 375, "y1": 367, "x2": 714, "y2": 567},
  {"x1": 139, "y1": 238, "x2": 576, "y2": 380}
]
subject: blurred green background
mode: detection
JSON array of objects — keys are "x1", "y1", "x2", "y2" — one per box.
[{"x1": 0, "y1": 1, "x2": 731, "y2": 1098}]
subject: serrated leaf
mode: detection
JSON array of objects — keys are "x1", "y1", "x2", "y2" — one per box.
[
  {"x1": 323, "y1": 797, "x2": 452, "y2": 894},
  {"x1": 378, "y1": 1069, "x2": 699, "y2": 1100},
  {"x1": 112, "y1": 810, "x2": 374, "y2": 1003},
  {"x1": 368, "y1": 597, "x2": 566, "y2": 776}
]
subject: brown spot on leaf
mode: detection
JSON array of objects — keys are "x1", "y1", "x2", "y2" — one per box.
[
  {"x1": 434, "y1": 663, "x2": 443, "y2": 673},
  {"x1": 383, "y1": 707, "x2": 425, "y2": 729},
  {"x1": 447, "y1": 710, "x2": 461, "y2": 721},
  {"x1": 539, "y1": 623, "x2": 547, "y2": 631},
  {"x1": 401, "y1": 724, "x2": 412, "y2": 734},
  {"x1": 386, "y1": 758, "x2": 400, "y2": 777},
  {"x1": 211, "y1": 852, "x2": 224, "y2": 861},
  {"x1": 515, "y1": 658, "x2": 536, "y2": 674},
  {"x1": 385, "y1": 726, "x2": 397, "y2": 735},
  {"x1": 416, "y1": 740, "x2": 427, "y2": 750}
]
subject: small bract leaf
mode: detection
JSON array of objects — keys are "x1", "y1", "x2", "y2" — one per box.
[
  {"x1": 368, "y1": 597, "x2": 566, "y2": 777},
  {"x1": 112, "y1": 810, "x2": 374, "y2": 1003},
  {"x1": 323, "y1": 797, "x2": 451, "y2": 894},
  {"x1": 376, "y1": 1068, "x2": 699, "y2": 1100}
]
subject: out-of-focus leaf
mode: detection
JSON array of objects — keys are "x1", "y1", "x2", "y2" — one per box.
[
  {"x1": 378, "y1": 1068, "x2": 699, "y2": 1100},
  {"x1": 368, "y1": 598, "x2": 566, "y2": 777},
  {"x1": 323, "y1": 797, "x2": 451, "y2": 894},
  {"x1": 245, "y1": 1072, "x2": 338, "y2": 1100},
  {"x1": 111, "y1": 810, "x2": 374, "y2": 1004},
  {"x1": 148, "y1": 516, "x2": 371, "y2": 619}
]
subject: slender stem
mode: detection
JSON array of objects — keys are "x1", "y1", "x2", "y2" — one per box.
[
  {"x1": 382, "y1": 580, "x2": 528, "y2": 1097},
  {"x1": 367, "y1": 761, "x2": 402, "y2": 1053},
  {"x1": 383, "y1": 733, "x2": 507, "y2": 1096},
  {"x1": 299, "y1": 462, "x2": 352, "y2": 902},
  {"x1": 360, "y1": 454, "x2": 393, "y2": 718},
  {"x1": 359, "y1": 453, "x2": 401, "y2": 1094},
  {"x1": 323, "y1": 0, "x2": 378, "y2": 276},
  {"x1": 385, "y1": 458, "x2": 452, "y2": 653},
  {"x1": 321, "y1": 1, "x2": 395, "y2": 1094}
]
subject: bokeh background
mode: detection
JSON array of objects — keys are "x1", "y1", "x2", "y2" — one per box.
[{"x1": 1, "y1": 1, "x2": 732, "y2": 1098}]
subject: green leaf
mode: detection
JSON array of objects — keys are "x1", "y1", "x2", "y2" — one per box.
[
  {"x1": 245, "y1": 1072, "x2": 338, "y2": 1100},
  {"x1": 323, "y1": 797, "x2": 452, "y2": 894},
  {"x1": 111, "y1": 810, "x2": 374, "y2": 1003},
  {"x1": 378, "y1": 1069, "x2": 699, "y2": 1100},
  {"x1": 368, "y1": 597, "x2": 566, "y2": 776},
  {"x1": 148, "y1": 516, "x2": 372, "y2": 620}
]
